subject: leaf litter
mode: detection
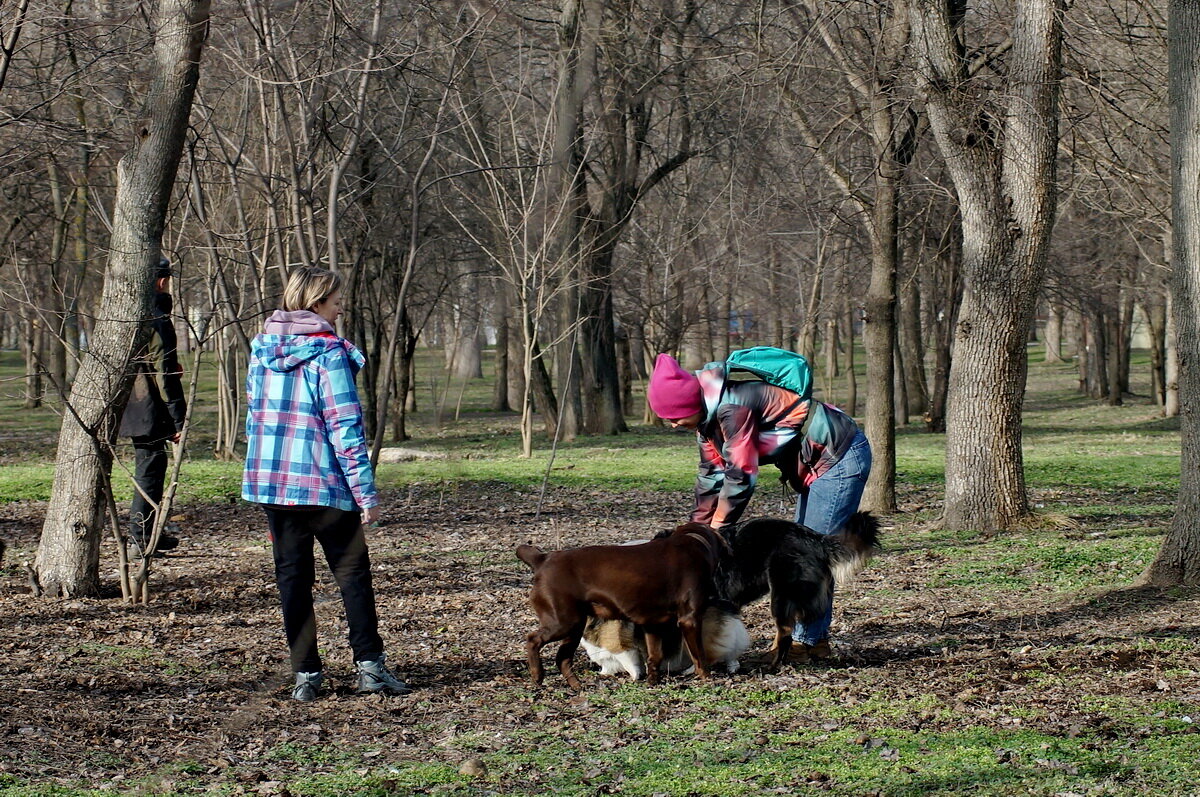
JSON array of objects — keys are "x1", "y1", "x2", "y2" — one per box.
[{"x1": 0, "y1": 482, "x2": 1197, "y2": 791}]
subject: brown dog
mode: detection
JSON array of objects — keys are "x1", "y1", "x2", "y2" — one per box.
[{"x1": 515, "y1": 523, "x2": 726, "y2": 690}]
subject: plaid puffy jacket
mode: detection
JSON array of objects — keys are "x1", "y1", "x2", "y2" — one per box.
[{"x1": 242, "y1": 332, "x2": 377, "y2": 512}]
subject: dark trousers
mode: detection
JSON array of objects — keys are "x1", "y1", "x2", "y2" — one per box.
[
  {"x1": 130, "y1": 437, "x2": 168, "y2": 544},
  {"x1": 264, "y1": 506, "x2": 384, "y2": 673}
]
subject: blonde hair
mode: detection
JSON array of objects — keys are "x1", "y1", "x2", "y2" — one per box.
[{"x1": 282, "y1": 267, "x2": 342, "y2": 312}]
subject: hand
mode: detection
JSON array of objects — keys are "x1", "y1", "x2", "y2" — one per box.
[
  {"x1": 169, "y1": 432, "x2": 181, "y2": 444},
  {"x1": 362, "y1": 505, "x2": 381, "y2": 526}
]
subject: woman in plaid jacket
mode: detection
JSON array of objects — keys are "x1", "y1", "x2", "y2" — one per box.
[{"x1": 243, "y1": 266, "x2": 409, "y2": 702}]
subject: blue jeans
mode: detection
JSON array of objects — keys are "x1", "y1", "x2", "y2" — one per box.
[{"x1": 792, "y1": 429, "x2": 872, "y2": 644}]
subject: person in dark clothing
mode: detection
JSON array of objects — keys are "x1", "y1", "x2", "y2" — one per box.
[{"x1": 119, "y1": 258, "x2": 187, "y2": 554}]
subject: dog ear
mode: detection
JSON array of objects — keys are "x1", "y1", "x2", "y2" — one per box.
[
  {"x1": 652, "y1": 528, "x2": 673, "y2": 540},
  {"x1": 515, "y1": 543, "x2": 547, "y2": 570}
]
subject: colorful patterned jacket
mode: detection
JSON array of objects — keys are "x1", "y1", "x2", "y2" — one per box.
[
  {"x1": 242, "y1": 319, "x2": 377, "y2": 513},
  {"x1": 691, "y1": 362, "x2": 860, "y2": 528}
]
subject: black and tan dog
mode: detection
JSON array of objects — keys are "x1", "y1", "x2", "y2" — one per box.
[
  {"x1": 515, "y1": 523, "x2": 727, "y2": 690},
  {"x1": 713, "y1": 512, "x2": 881, "y2": 670}
]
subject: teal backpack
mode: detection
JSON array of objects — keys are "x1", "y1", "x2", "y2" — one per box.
[{"x1": 724, "y1": 346, "x2": 813, "y2": 400}]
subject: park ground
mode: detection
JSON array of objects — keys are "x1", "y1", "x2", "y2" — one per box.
[{"x1": 0, "y1": 348, "x2": 1197, "y2": 796}]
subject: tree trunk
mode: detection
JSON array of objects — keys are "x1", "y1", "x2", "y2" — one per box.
[
  {"x1": 1085, "y1": 311, "x2": 1108, "y2": 399},
  {"x1": 1145, "y1": 300, "x2": 1167, "y2": 406},
  {"x1": 578, "y1": 244, "x2": 628, "y2": 435},
  {"x1": 1147, "y1": 0, "x2": 1200, "y2": 583},
  {"x1": 1075, "y1": 308, "x2": 1089, "y2": 394},
  {"x1": 822, "y1": 316, "x2": 839, "y2": 405},
  {"x1": 1165, "y1": 289, "x2": 1180, "y2": 417},
  {"x1": 1044, "y1": 298, "x2": 1064, "y2": 362},
  {"x1": 843, "y1": 300, "x2": 858, "y2": 417},
  {"x1": 899, "y1": 269, "x2": 930, "y2": 416},
  {"x1": 1105, "y1": 310, "x2": 1123, "y2": 406},
  {"x1": 20, "y1": 309, "x2": 41, "y2": 409},
  {"x1": 893, "y1": 336, "x2": 909, "y2": 426},
  {"x1": 492, "y1": 280, "x2": 512, "y2": 412},
  {"x1": 1115, "y1": 281, "x2": 1133, "y2": 396},
  {"x1": 782, "y1": 3, "x2": 909, "y2": 514},
  {"x1": 35, "y1": 0, "x2": 211, "y2": 598},
  {"x1": 925, "y1": 224, "x2": 961, "y2": 434},
  {"x1": 911, "y1": 0, "x2": 1063, "y2": 531}
]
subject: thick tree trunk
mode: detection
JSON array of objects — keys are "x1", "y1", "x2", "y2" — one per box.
[
  {"x1": 1147, "y1": 0, "x2": 1200, "y2": 584},
  {"x1": 550, "y1": 0, "x2": 592, "y2": 443},
  {"x1": 911, "y1": 0, "x2": 1063, "y2": 531},
  {"x1": 579, "y1": 245, "x2": 628, "y2": 435},
  {"x1": 942, "y1": 275, "x2": 1036, "y2": 529},
  {"x1": 35, "y1": 0, "x2": 210, "y2": 598}
]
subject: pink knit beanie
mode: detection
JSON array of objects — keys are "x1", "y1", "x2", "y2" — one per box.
[{"x1": 647, "y1": 353, "x2": 703, "y2": 419}]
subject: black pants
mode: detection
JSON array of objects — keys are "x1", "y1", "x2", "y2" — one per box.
[
  {"x1": 264, "y1": 506, "x2": 384, "y2": 673},
  {"x1": 130, "y1": 437, "x2": 168, "y2": 544}
]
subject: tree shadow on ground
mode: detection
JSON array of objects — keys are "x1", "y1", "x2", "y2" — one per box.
[{"x1": 846, "y1": 584, "x2": 1200, "y2": 665}]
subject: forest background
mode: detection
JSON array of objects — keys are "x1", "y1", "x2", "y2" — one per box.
[{"x1": 3, "y1": 0, "x2": 1200, "y2": 793}]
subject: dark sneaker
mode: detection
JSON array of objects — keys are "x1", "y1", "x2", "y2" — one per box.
[
  {"x1": 292, "y1": 671, "x2": 323, "y2": 702},
  {"x1": 355, "y1": 655, "x2": 411, "y2": 695}
]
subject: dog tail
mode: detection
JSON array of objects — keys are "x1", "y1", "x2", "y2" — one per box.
[
  {"x1": 515, "y1": 543, "x2": 547, "y2": 570},
  {"x1": 829, "y1": 511, "x2": 882, "y2": 584}
]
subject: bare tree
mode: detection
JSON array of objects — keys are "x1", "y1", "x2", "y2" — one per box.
[
  {"x1": 0, "y1": 0, "x2": 33, "y2": 94},
  {"x1": 778, "y1": 0, "x2": 917, "y2": 514},
  {"x1": 909, "y1": 0, "x2": 1064, "y2": 531},
  {"x1": 34, "y1": 0, "x2": 211, "y2": 597},
  {"x1": 1146, "y1": 0, "x2": 1200, "y2": 585}
]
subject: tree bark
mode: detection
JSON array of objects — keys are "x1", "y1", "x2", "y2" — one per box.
[
  {"x1": 492, "y1": 279, "x2": 512, "y2": 412},
  {"x1": 911, "y1": 0, "x2": 1063, "y2": 531},
  {"x1": 34, "y1": 0, "x2": 211, "y2": 597},
  {"x1": 1044, "y1": 298, "x2": 1064, "y2": 363},
  {"x1": 899, "y1": 269, "x2": 930, "y2": 416},
  {"x1": 1165, "y1": 289, "x2": 1180, "y2": 417},
  {"x1": 1147, "y1": 0, "x2": 1200, "y2": 584},
  {"x1": 1145, "y1": 299, "x2": 1167, "y2": 405},
  {"x1": 784, "y1": 2, "x2": 911, "y2": 514}
]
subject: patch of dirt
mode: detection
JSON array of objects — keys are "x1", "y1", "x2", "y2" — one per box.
[{"x1": 1, "y1": 483, "x2": 1198, "y2": 791}]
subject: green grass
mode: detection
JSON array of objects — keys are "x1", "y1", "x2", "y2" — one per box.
[
  {"x1": 929, "y1": 534, "x2": 1161, "y2": 595},
  {"x1": 112, "y1": 684, "x2": 1197, "y2": 796},
  {"x1": 0, "y1": 350, "x2": 1183, "y2": 504}
]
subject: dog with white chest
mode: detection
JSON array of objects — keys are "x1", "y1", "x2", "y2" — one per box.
[{"x1": 581, "y1": 602, "x2": 751, "y2": 680}]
